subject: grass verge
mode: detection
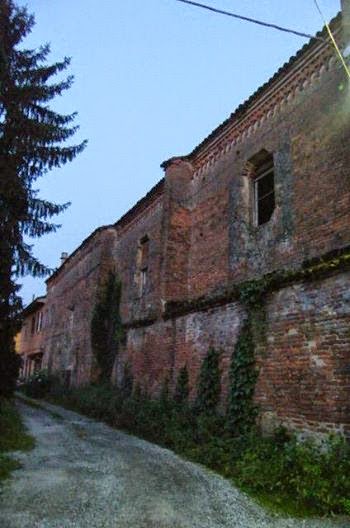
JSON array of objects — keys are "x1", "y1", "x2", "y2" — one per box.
[{"x1": 0, "y1": 398, "x2": 35, "y2": 485}]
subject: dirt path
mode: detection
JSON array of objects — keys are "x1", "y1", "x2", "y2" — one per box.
[{"x1": 0, "y1": 401, "x2": 348, "y2": 528}]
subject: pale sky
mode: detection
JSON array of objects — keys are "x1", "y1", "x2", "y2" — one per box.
[{"x1": 17, "y1": 0, "x2": 340, "y2": 305}]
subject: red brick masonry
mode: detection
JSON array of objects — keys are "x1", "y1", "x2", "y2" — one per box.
[{"x1": 39, "y1": 10, "x2": 350, "y2": 437}]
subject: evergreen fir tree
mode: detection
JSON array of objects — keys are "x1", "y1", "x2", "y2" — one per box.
[{"x1": 0, "y1": 1, "x2": 87, "y2": 397}]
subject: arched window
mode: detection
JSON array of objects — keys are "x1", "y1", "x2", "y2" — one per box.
[{"x1": 245, "y1": 150, "x2": 275, "y2": 226}]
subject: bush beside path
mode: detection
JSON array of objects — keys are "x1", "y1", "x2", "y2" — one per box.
[{"x1": 0, "y1": 398, "x2": 348, "y2": 528}]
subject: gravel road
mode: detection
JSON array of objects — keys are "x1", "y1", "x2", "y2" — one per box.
[{"x1": 0, "y1": 400, "x2": 348, "y2": 528}]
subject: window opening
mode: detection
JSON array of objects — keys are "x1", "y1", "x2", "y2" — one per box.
[
  {"x1": 253, "y1": 156, "x2": 275, "y2": 226},
  {"x1": 31, "y1": 315, "x2": 35, "y2": 335},
  {"x1": 139, "y1": 236, "x2": 149, "y2": 296},
  {"x1": 36, "y1": 311, "x2": 43, "y2": 333}
]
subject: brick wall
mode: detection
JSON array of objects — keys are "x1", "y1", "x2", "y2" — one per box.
[
  {"x1": 117, "y1": 38, "x2": 350, "y2": 436},
  {"x1": 119, "y1": 270, "x2": 350, "y2": 437},
  {"x1": 256, "y1": 271, "x2": 350, "y2": 437},
  {"x1": 43, "y1": 227, "x2": 117, "y2": 385},
  {"x1": 114, "y1": 194, "x2": 163, "y2": 325},
  {"x1": 17, "y1": 301, "x2": 46, "y2": 378},
  {"x1": 42, "y1": 13, "x2": 350, "y2": 437}
]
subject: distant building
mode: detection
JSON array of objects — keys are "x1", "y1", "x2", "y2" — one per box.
[
  {"x1": 17, "y1": 296, "x2": 46, "y2": 380},
  {"x1": 21, "y1": 3, "x2": 350, "y2": 437}
]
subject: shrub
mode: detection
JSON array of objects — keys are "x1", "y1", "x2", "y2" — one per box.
[
  {"x1": 195, "y1": 348, "x2": 221, "y2": 414},
  {"x1": 36, "y1": 375, "x2": 350, "y2": 517},
  {"x1": 21, "y1": 369, "x2": 55, "y2": 399},
  {"x1": 233, "y1": 431, "x2": 350, "y2": 515},
  {"x1": 174, "y1": 365, "x2": 189, "y2": 406}
]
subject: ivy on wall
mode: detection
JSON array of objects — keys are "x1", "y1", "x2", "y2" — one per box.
[
  {"x1": 164, "y1": 245, "x2": 350, "y2": 320},
  {"x1": 195, "y1": 348, "x2": 221, "y2": 414},
  {"x1": 174, "y1": 364, "x2": 189, "y2": 406},
  {"x1": 227, "y1": 316, "x2": 259, "y2": 434},
  {"x1": 91, "y1": 271, "x2": 124, "y2": 383},
  {"x1": 163, "y1": 246, "x2": 350, "y2": 432}
]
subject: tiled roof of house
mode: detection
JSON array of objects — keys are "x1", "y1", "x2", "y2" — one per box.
[{"x1": 22, "y1": 296, "x2": 46, "y2": 317}]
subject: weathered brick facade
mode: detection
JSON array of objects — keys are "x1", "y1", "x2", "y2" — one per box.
[
  {"x1": 36, "y1": 7, "x2": 350, "y2": 437},
  {"x1": 16, "y1": 296, "x2": 46, "y2": 380},
  {"x1": 43, "y1": 227, "x2": 118, "y2": 385}
]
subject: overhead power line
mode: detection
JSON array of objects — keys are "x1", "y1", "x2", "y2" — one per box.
[
  {"x1": 176, "y1": 0, "x2": 325, "y2": 41},
  {"x1": 312, "y1": 0, "x2": 350, "y2": 79}
]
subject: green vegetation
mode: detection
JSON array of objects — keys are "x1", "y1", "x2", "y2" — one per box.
[
  {"x1": 19, "y1": 369, "x2": 53, "y2": 399},
  {"x1": 164, "y1": 245, "x2": 350, "y2": 320},
  {"x1": 21, "y1": 350, "x2": 350, "y2": 519},
  {"x1": 0, "y1": 398, "x2": 34, "y2": 483},
  {"x1": 43, "y1": 382, "x2": 350, "y2": 517},
  {"x1": 195, "y1": 348, "x2": 221, "y2": 414},
  {"x1": 18, "y1": 250, "x2": 350, "y2": 519},
  {"x1": 174, "y1": 364, "x2": 189, "y2": 406},
  {"x1": 227, "y1": 317, "x2": 258, "y2": 434},
  {"x1": 91, "y1": 271, "x2": 124, "y2": 383},
  {"x1": 0, "y1": 0, "x2": 86, "y2": 398}
]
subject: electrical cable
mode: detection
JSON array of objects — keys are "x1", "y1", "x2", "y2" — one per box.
[
  {"x1": 312, "y1": 0, "x2": 350, "y2": 79},
  {"x1": 175, "y1": 0, "x2": 325, "y2": 41}
]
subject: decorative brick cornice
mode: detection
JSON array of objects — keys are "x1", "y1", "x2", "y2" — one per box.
[
  {"x1": 167, "y1": 11, "x2": 343, "y2": 181},
  {"x1": 191, "y1": 40, "x2": 339, "y2": 178},
  {"x1": 114, "y1": 179, "x2": 164, "y2": 232}
]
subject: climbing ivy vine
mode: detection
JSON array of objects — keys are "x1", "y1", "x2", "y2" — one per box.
[
  {"x1": 91, "y1": 271, "x2": 124, "y2": 383},
  {"x1": 174, "y1": 364, "x2": 189, "y2": 406},
  {"x1": 195, "y1": 348, "x2": 221, "y2": 415},
  {"x1": 227, "y1": 315, "x2": 259, "y2": 434},
  {"x1": 227, "y1": 277, "x2": 271, "y2": 434}
]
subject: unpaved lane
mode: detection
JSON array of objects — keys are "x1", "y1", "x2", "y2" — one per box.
[{"x1": 0, "y1": 401, "x2": 348, "y2": 528}]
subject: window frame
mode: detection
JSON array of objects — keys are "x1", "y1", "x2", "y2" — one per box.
[
  {"x1": 138, "y1": 235, "x2": 150, "y2": 297},
  {"x1": 252, "y1": 156, "x2": 275, "y2": 227},
  {"x1": 140, "y1": 267, "x2": 148, "y2": 296}
]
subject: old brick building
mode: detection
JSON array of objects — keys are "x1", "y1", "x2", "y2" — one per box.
[
  {"x1": 16, "y1": 296, "x2": 46, "y2": 380},
  {"x1": 37, "y1": 4, "x2": 350, "y2": 437}
]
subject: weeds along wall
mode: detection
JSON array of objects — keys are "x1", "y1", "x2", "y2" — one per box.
[
  {"x1": 119, "y1": 33, "x2": 350, "y2": 437},
  {"x1": 121, "y1": 265, "x2": 350, "y2": 438}
]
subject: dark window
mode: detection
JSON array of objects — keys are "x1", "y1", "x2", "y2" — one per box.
[
  {"x1": 31, "y1": 315, "x2": 36, "y2": 335},
  {"x1": 33, "y1": 353, "x2": 43, "y2": 372},
  {"x1": 36, "y1": 311, "x2": 43, "y2": 333},
  {"x1": 140, "y1": 236, "x2": 149, "y2": 267},
  {"x1": 139, "y1": 236, "x2": 149, "y2": 296},
  {"x1": 254, "y1": 156, "x2": 275, "y2": 226}
]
